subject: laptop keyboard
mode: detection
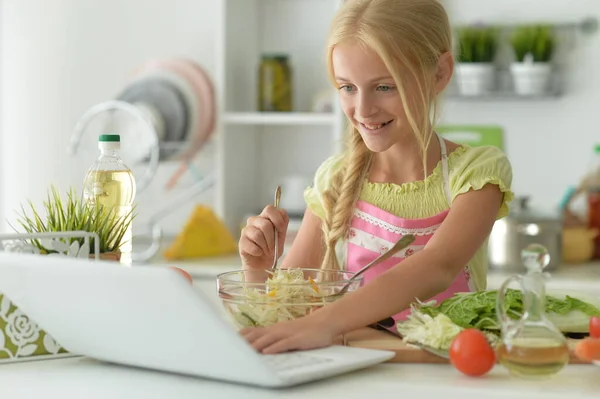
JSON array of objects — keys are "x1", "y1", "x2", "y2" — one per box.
[{"x1": 262, "y1": 352, "x2": 334, "y2": 372}]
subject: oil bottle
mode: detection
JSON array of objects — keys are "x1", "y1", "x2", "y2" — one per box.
[
  {"x1": 83, "y1": 134, "x2": 136, "y2": 264},
  {"x1": 495, "y1": 244, "x2": 569, "y2": 378}
]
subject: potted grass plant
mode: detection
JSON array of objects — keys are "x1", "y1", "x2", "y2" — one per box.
[
  {"x1": 455, "y1": 25, "x2": 499, "y2": 96},
  {"x1": 0, "y1": 185, "x2": 136, "y2": 363},
  {"x1": 509, "y1": 24, "x2": 556, "y2": 95},
  {"x1": 10, "y1": 185, "x2": 136, "y2": 260}
]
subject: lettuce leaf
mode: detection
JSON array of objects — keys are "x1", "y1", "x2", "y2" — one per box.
[{"x1": 415, "y1": 289, "x2": 600, "y2": 332}]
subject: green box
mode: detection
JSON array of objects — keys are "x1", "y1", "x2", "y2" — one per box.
[{"x1": 436, "y1": 125, "x2": 505, "y2": 150}]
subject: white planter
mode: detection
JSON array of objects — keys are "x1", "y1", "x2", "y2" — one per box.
[
  {"x1": 510, "y1": 62, "x2": 552, "y2": 96},
  {"x1": 455, "y1": 63, "x2": 495, "y2": 96}
]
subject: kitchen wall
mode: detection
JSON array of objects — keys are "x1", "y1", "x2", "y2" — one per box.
[
  {"x1": 0, "y1": 3, "x2": 3, "y2": 230},
  {"x1": 1, "y1": 0, "x2": 599, "y2": 235},
  {"x1": 0, "y1": 0, "x2": 220, "y2": 234},
  {"x1": 442, "y1": 0, "x2": 600, "y2": 214}
]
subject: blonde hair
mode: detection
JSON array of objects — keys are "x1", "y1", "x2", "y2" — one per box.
[{"x1": 320, "y1": 0, "x2": 452, "y2": 272}]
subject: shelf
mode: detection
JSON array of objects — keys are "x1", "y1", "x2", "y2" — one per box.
[
  {"x1": 445, "y1": 70, "x2": 564, "y2": 101},
  {"x1": 444, "y1": 91, "x2": 562, "y2": 101},
  {"x1": 456, "y1": 17, "x2": 598, "y2": 36},
  {"x1": 216, "y1": 0, "x2": 343, "y2": 235},
  {"x1": 222, "y1": 0, "x2": 337, "y2": 114},
  {"x1": 222, "y1": 112, "x2": 337, "y2": 126}
]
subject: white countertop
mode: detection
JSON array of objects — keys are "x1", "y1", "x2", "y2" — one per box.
[
  {"x1": 169, "y1": 254, "x2": 600, "y2": 295},
  {"x1": 1, "y1": 254, "x2": 599, "y2": 398},
  {"x1": 487, "y1": 262, "x2": 600, "y2": 294},
  {"x1": 1, "y1": 351, "x2": 598, "y2": 398}
]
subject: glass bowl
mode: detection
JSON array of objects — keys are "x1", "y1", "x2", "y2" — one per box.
[{"x1": 216, "y1": 268, "x2": 362, "y2": 329}]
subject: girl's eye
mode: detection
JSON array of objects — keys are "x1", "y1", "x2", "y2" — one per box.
[
  {"x1": 377, "y1": 85, "x2": 393, "y2": 92},
  {"x1": 339, "y1": 85, "x2": 354, "y2": 92}
]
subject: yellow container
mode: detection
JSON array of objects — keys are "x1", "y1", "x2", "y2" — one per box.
[{"x1": 258, "y1": 54, "x2": 292, "y2": 112}]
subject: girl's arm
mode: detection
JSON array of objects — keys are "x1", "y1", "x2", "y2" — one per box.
[
  {"x1": 320, "y1": 183, "x2": 503, "y2": 335},
  {"x1": 279, "y1": 208, "x2": 325, "y2": 269}
]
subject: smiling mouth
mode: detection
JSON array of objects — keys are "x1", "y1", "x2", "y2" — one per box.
[{"x1": 361, "y1": 120, "x2": 394, "y2": 130}]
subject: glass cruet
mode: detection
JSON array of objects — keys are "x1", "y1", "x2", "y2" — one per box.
[{"x1": 495, "y1": 243, "x2": 570, "y2": 379}]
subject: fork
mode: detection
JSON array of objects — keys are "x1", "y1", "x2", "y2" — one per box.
[{"x1": 270, "y1": 186, "x2": 282, "y2": 271}]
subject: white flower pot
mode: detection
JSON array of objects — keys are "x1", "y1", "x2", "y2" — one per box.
[
  {"x1": 510, "y1": 62, "x2": 552, "y2": 96},
  {"x1": 455, "y1": 63, "x2": 496, "y2": 96}
]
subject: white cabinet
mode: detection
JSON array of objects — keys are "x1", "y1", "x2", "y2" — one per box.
[{"x1": 213, "y1": 0, "x2": 345, "y2": 234}]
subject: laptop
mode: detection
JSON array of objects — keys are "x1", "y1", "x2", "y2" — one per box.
[{"x1": 0, "y1": 253, "x2": 394, "y2": 388}]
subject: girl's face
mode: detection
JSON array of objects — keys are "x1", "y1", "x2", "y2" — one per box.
[{"x1": 332, "y1": 41, "x2": 420, "y2": 153}]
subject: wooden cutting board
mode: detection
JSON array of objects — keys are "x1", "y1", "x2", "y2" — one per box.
[{"x1": 343, "y1": 328, "x2": 591, "y2": 365}]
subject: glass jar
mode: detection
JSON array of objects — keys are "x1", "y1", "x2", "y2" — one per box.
[{"x1": 258, "y1": 54, "x2": 292, "y2": 112}]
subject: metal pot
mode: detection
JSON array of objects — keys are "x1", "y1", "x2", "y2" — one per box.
[{"x1": 488, "y1": 196, "x2": 562, "y2": 271}]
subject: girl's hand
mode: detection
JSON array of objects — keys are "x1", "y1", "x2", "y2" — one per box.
[
  {"x1": 239, "y1": 205, "x2": 289, "y2": 270},
  {"x1": 240, "y1": 313, "x2": 337, "y2": 354}
]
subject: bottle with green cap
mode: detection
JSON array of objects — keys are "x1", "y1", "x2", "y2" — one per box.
[{"x1": 83, "y1": 134, "x2": 136, "y2": 263}]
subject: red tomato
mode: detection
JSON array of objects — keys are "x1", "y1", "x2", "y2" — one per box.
[
  {"x1": 449, "y1": 329, "x2": 496, "y2": 377},
  {"x1": 168, "y1": 266, "x2": 193, "y2": 284},
  {"x1": 575, "y1": 337, "x2": 600, "y2": 362},
  {"x1": 590, "y1": 316, "x2": 600, "y2": 339}
]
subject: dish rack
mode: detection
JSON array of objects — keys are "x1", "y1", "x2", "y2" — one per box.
[{"x1": 67, "y1": 58, "x2": 218, "y2": 263}]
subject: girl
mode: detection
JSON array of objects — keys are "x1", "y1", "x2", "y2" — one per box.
[{"x1": 239, "y1": 0, "x2": 513, "y2": 354}]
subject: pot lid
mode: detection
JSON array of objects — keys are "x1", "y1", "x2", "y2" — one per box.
[{"x1": 508, "y1": 196, "x2": 562, "y2": 223}]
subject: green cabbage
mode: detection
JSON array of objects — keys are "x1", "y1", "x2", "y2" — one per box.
[
  {"x1": 413, "y1": 289, "x2": 600, "y2": 333},
  {"x1": 396, "y1": 312, "x2": 463, "y2": 350},
  {"x1": 396, "y1": 289, "x2": 600, "y2": 350}
]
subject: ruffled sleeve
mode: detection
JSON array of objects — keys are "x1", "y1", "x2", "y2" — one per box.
[
  {"x1": 449, "y1": 145, "x2": 514, "y2": 219},
  {"x1": 303, "y1": 154, "x2": 345, "y2": 220}
]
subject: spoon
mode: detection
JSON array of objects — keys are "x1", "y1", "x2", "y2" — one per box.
[
  {"x1": 270, "y1": 186, "x2": 282, "y2": 271},
  {"x1": 323, "y1": 234, "x2": 416, "y2": 299}
]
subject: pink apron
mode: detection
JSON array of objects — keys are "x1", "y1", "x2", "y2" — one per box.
[{"x1": 345, "y1": 133, "x2": 474, "y2": 328}]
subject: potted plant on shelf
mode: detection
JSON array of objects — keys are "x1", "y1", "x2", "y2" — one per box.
[
  {"x1": 455, "y1": 25, "x2": 499, "y2": 96},
  {"x1": 10, "y1": 185, "x2": 136, "y2": 261},
  {"x1": 509, "y1": 24, "x2": 556, "y2": 96}
]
